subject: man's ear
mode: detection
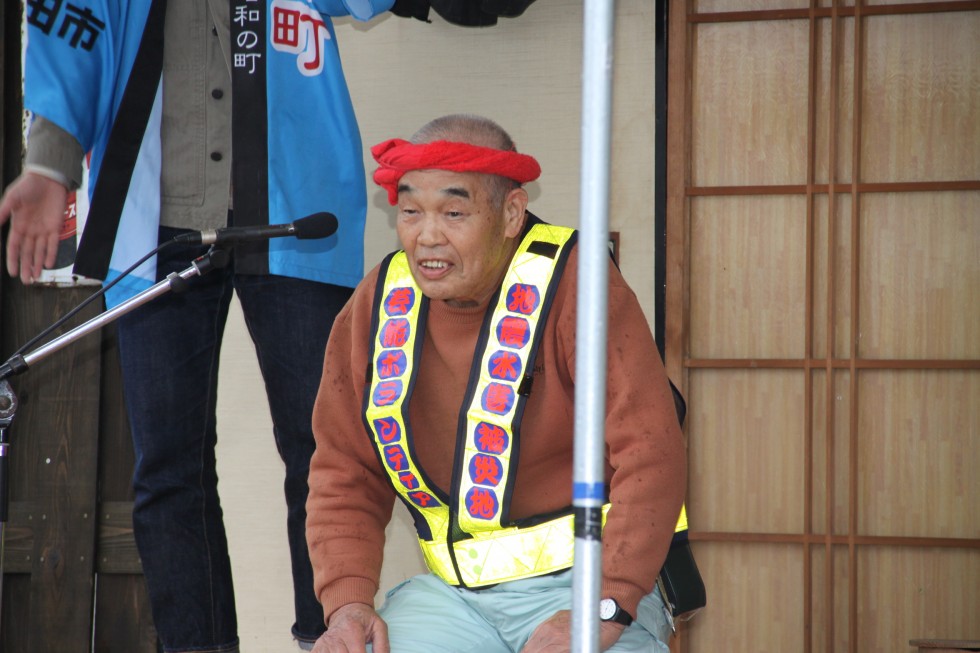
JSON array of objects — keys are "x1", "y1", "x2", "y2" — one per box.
[{"x1": 502, "y1": 187, "x2": 529, "y2": 239}]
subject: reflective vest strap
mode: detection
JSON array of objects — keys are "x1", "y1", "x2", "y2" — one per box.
[
  {"x1": 670, "y1": 504, "x2": 691, "y2": 547},
  {"x1": 363, "y1": 251, "x2": 449, "y2": 541},
  {"x1": 675, "y1": 504, "x2": 689, "y2": 533},
  {"x1": 421, "y1": 505, "x2": 612, "y2": 588},
  {"x1": 456, "y1": 223, "x2": 577, "y2": 536}
]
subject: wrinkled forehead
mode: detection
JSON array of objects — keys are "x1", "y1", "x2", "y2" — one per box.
[{"x1": 396, "y1": 169, "x2": 489, "y2": 201}]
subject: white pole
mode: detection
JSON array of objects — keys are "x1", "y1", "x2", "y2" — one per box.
[{"x1": 572, "y1": 1, "x2": 615, "y2": 652}]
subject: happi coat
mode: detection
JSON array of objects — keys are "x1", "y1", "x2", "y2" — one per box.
[{"x1": 23, "y1": 0, "x2": 393, "y2": 306}]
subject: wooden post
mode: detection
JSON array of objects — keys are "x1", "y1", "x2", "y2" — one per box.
[{"x1": 0, "y1": 6, "x2": 154, "y2": 650}]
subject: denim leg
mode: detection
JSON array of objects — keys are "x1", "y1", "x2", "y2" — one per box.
[
  {"x1": 234, "y1": 274, "x2": 353, "y2": 644},
  {"x1": 374, "y1": 575, "x2": 511, "y2": 653},
  {"x1": 117, "y1": 235, "x2": 239, "y2": 653},
  {"x1": 469, "y1": 570, "x2": 672, "y2": 652}
]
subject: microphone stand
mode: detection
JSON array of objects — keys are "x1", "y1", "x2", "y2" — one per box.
[{"x1": 0, "y1": 246, "x2": 230, "y2": 627}]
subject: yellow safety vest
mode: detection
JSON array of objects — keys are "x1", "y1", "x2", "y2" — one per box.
[
  {"x1": 363, "y1": 220, "x2": 592, "y2": 588},
  {"x1": 363, "y1": 219, "x2": 693, "y2": 591}
]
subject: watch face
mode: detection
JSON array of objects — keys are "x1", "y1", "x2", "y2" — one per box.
[{"x1": 599, "y1": 598, "x2": 616, "y2": 620}]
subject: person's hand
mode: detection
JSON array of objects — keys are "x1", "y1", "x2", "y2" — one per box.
[
  {"x1": 521, "y1": 609, "x2": 626, "y2": 652},
  {"x1": 0, "y1": 171, "x2": 69, "y2": 284},
  {"x1": 311, "y1": 602, "x2": 390, "y2": 653}
]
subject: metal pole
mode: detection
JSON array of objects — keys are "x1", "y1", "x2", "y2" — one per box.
[
  {"x1": 0, "y1": 251, "x2": 227, "y2": 381},
  {"x1": 572, "y1": 1, "x2": 615, "y2": 652}
]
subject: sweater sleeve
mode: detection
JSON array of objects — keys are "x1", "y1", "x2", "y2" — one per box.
[
  {"x1": 561, "y1": 255, "x2": 688, "y2": 618},
  {"x1": 307, "y1": 266, "x2": 398, "y2": 621}
]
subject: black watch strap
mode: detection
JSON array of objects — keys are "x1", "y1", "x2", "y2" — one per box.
[{"x1": 599, "y1": 598, "x2": 634, "y2": 626}]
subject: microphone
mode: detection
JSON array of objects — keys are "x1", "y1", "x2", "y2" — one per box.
[{"x1": 173, "y1": 212, "x2": 338, "y2": 245}]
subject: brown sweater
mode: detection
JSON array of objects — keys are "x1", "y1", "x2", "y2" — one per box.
[{"x1": 307, "y1": 245, "x2": 687, "y2": 622}]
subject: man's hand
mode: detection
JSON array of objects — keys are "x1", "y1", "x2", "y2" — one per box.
[
  {"x1": 521, "y1": 609, "x2": 626, "y2": 652},
  {"x1": 0, "y1": 172, "x2": 69, "y2": 284},
  {"x1": 311, "y1": 603, "x2": 390, "y2": 653}
]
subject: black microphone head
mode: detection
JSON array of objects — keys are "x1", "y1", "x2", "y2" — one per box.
[{"x1": 294, "y1": 212, "x2": 339, "y2": 240}]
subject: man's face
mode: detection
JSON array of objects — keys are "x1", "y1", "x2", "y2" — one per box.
[{"x1": 396, "y1": 169, "x2": 526, "y2": 308}]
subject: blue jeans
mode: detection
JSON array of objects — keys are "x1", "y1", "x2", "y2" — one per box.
[{"x1": 117, "y1": 229, "x2": 351, "y2": 652}]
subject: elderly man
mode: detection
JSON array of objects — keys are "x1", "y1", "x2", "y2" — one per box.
[{"x1": 306, "y1": 114, "x2": 686, "y2": 653}]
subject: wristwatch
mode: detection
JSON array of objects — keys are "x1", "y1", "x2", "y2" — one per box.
[{"x1": 598, "y1": 598, "x2": 634, "y2": 627}]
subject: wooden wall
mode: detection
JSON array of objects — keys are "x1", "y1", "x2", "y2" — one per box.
[
  {"x1": 666, "y1": 1, "x2": 980, "y2": 652},
  {"x1": 0, "y1": 4, "x2": 157, "y2": 650},
  {"x1": 3, "y1": 0, "x2": 978, "y2": 651}
]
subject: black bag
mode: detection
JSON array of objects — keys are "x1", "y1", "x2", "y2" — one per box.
[
  {"x1": 657, "y1": 529, "x2": 707, "y2": 620},
  {"x1": 656, "y1": 381, "x2": 707, "y2": 620}
]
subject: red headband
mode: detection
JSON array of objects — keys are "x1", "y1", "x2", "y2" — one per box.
[{"x1": 371, "y1": 138, "x2": 541, "y2": 205}]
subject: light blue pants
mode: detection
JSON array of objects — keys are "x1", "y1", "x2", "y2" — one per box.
[{"x1": 371, "y1": 570, "x2": 672, "y2": 652}]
